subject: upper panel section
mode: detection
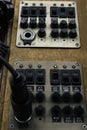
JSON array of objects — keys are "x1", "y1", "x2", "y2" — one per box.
[{"x1": 16, "y1": 1, "x2": 80, "y2": 48}]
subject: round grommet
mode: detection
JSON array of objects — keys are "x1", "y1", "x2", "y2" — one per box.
[
  {"x1": 20, "y1": 30, "x2": 36, "y2": 45},
  {"x1": 9, "y1": 123, "x2": 14, "y2": 129},
  {"x1": 82, "y1": 124, "x2": 87, "y2": 129}
]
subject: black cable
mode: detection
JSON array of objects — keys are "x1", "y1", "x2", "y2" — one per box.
[
  {"x1": 0, "y1": 41, "x2": 18, "y2": 77},
  {"x1": 0, "y1": 56, "x2": 18, "y2": 77},
  {"x1": 0, "y1": 41, "x2": 9, "y2": 57}
]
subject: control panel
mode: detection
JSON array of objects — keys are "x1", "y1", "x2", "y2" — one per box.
[
  {"x1": 9, "y1": 61, "x2": 87, "y2": 130},
  {"x1": 16, "y1": 1, "x2": 80, "y2": 48}
]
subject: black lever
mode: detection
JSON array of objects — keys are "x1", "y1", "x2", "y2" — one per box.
[{"x1": 0, "y1": 56, "x2": 32, "y2": 126}]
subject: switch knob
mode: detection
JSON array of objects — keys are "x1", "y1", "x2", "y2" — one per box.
[
  {"x1": 60, "y1": 20, "x2": 67, "y2": 29},
  {"x1": 38, "y1": 18, "x2": 46, "y2": 28},
  {"x1": 29, "y1": 18, "x2": 37, "y2": 29},
  {"x1": 51, "y1": 29, "x2": 59, "y2": 38},
  {"x1": 60, "y1": 29, "x2": 68, "y2": 38},
  {"x1": 74, "y1": 106, "x2": 84, "y2": 117},
  {"x1": 38, "y1": 28, "x2": 46, "y2": 38},
  {"x1": 51, "y1": 92, "x2": 61, "y2": 103},
  {"x1": 63, "y1": 106, "x2": 73, "y2": 116},
  {"x1": 51, "y1": 18, "x2": 58, "y2": 29},
  {"x1": 36, "y1": 92, "x2": 45, "y2": 102},
  {"x1": 20, "y1": 17, "x2": 28, "y2": 29},
  {"x1": 51, "y1": 105, "x2": 61, "y2": 116},
  {"x1": 62, "y1": 92, "x2": 72, "y2": 103},
  {"x1": 73, "y1": 92, "x2": 83, "y2": 103},
  {"x1": 69, "y1": 29, "x2": 77, "y2": 38},
  {"x1": 35, "y1": 105, "x2": 45, "y2": 116},
  {"x1": 69, "y1": 20, "x2": 76, "y2": 29},
  {"x1": 26, "y1": 69, "x2": 35, "y2": 84}
]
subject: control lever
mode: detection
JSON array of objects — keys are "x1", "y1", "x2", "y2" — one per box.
[{"x1": 0, "y1": 56, "x2": 32, "y2": 126}]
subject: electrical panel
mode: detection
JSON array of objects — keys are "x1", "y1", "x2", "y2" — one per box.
[
  {"x1": 16, "y1": 1, "x2": 80, "y2": 48},
  {"x1": 9, "y1": 61, "x2": 87, "y2": 130}
]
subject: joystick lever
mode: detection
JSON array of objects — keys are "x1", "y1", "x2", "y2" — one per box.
[{"x1": 0, "y1": 56, "x2": 32, "y2": 126}]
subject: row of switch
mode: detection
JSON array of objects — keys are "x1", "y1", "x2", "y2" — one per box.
[
  {"x1": 20, "y1": 18, "x2": 76, "y2": 29},
  {"x1": 51, "y1": 92, "x2": 83, "y2": 103},
  {"x1": 50, "y1": 69, "x2": 81, "y2": 85},
  {"x1": 20, "y1": 17, "x2": 46, "y2": 29},
  {"x1": 16, "y1": 69, "x2": 81, "y2": 85},
  {"x1": 37, "y1": 28, "x2": 77, "y2": 38},
  {"x1": 51, "y1": 19, "x2": 76, "y2": 29},
  {"x1": 16, "y1": 69, "x2": 45, "y2": 85},
  {"x1": 34, "y1": 105, "x2": 84, "y2": 120},
  {"x1": 21, "y1": 6, "x2": 75, "y2": 18},
  {"x1": 21, "y1": 6, "x2": 46, "y2": 17},
  {"x1": 21, "y1": 28, "x2": 77, "y2": 39},
  {"x1": 50, "y1": 29, "x2": 77, "y2": 38},
  {"x1": 29, "y1": 91, "x2": 83, "y2": 103},
  {"x1": 50, "y1": 7, "x2": 75, "y2": 18}
]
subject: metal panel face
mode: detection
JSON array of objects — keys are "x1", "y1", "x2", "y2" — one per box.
[
  {"x1": 16, "y1": 1, "x2": 80, "y2": 48},
  {"x1": 9, "y1": 61, "x2": 87, "y2": 130}
]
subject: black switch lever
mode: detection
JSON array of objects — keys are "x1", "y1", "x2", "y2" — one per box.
[
  {"x1": 10, "y1": 73, "x2": 32, "y2": 124},
  {"x1": 0, "y1": 56, "x2": 32, "y2": 127}
]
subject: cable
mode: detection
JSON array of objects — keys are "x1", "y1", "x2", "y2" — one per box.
[
  {"x1": 0, "y1": 41, "x2": 19, "y2": 77},
  {"x1": 0, "y1": 56, "x2": 18, "y2": 77},
  {"x1": 0, "y1": 41, "x2": 9, "y2": 57}
]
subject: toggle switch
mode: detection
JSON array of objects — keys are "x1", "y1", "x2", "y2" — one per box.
[
  {"x1": 61, "y1": 70, "x2": 71, "y2": 85},
  {"x1": 50, "y1": 69, "x2": 60, "y2": 85},
  {"x1": 29, "y1": 18, "x2": 37, "y2": 29},
  {"x1": 51, "y1": 18, "x2": 58, "y2": 29},
  {"x1": 26, "y1": 69, "x2": 35, "y2": 85},
  {"x1": 20, "y1": 17, "x2": 28, "y2": 29},
  {"x1": 71, "y1": 70, "x2": 81, "y2": 85},
  {"x1": 36, "y1": 69, "x2": 45, "y2": 85}
]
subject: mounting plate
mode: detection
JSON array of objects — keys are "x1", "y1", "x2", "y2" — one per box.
[
  {"x1": 16, "y1": 1, "x2": 80, "y2": 48},
  {"x1": 9, "y1": 61, "x2": 87, "y2": 130}
]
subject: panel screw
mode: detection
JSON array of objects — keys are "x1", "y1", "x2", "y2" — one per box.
[
  {"x1": 28, "y1": 64, "x2": 32, "y2": 68},
  {"x1": 18, "y1": 42, "x2": 21, "y2": 45},
  {"x1": 76, "y1": 62, "x2": 79, "y2": 66},
  {"x1": 38, "y1": 64, "x2": 42, "y2": 68},
  {"x1": 75, "y1": 43, "x2": 79, "y2": 47},
  {"x1": 19, "y1": 64, "x2": 23, "y2": 68},
  {"x1": 61, "y1": 4, "x2": 64, "y2": 6},
  {"x1": 63, "y1": 65, "x2": 67, "y2": 68},
  {"x1": 40, "y1": 3, "x2": 43, "y2": 6},
  {"x1": 53, "y1": 3, "x2": 56, "y2": 6},
  {"x1": 72, "y1": 65, "x2": 76, "y2": 68},
  {"x1": 21, "y1": 1, "x2": 24, "y2": 4}
]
